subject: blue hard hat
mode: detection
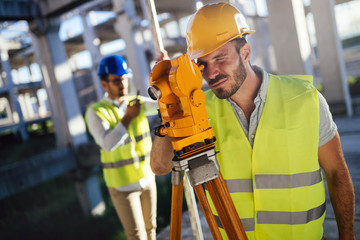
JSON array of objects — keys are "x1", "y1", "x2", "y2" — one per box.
[{"x1": 98, "y1": 55, "x2": 129, "y2": 76}]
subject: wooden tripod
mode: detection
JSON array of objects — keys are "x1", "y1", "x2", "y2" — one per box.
[{"x1": 169, "y1": 144, "x2": 248, "y2": 240}]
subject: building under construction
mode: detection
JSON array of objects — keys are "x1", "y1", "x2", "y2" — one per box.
[{"x1": 0, "y1": 0, "x2": 359, "y2": 239}]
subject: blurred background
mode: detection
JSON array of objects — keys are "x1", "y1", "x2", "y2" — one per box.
[{"x1": 0, "y1": 0, "x2": 359, "y2": 239}]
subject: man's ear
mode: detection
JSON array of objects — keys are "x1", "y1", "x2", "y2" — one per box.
[
  {"x1": 100, "y1": 80, "x2": 107, "y2": 89},
  {"x1": 240, "y1": 43, "x2": 251, "y2": 63}
]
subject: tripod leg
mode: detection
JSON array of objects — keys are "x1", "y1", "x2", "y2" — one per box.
[
  {"x1": 170, "y1": 178, "x2": 183, "y2": 240},
  {"x1": 206, "y1": 180, "x2": 235, "y2": 239},
  {"x1": 183, "y1": 175, "x2": 204, "y2": 240},
  {"x1": 193, "y1": 185, "x2": 223, "y2": 239},
  {"x1": 218, "y1": 172, "x2": 247, "y2": 237},
  {"x1": 206, "y1": 175, "x2": 247, "y2": 240}
]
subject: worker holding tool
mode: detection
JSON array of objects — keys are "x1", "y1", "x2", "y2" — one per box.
[
  {"x1": 150, "y1": 3, "x2": 355, "y2": 240},
  {"x1": 85, "y1": 55, "x2": 158, "y2": 240}
]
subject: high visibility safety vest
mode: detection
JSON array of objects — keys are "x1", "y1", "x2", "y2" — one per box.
[
  {"x1": 205, "y1": 74, "x2": 326, "y2": 240},
  {"x1": 86, "y1": 96, "x2": 153, "y2": 188}
]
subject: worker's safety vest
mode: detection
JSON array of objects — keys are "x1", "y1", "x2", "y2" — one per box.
[
  {"x1": 204, "y1": 74, "x2": 325, "y2": 240},
  {"x1": 86, "y1": 96, "x2": 152, "y2": 188}
]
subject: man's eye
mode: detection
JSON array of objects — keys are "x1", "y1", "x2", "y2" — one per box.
[{"x1": 197, "y1": 63, "x2": 206, "y2": 72}]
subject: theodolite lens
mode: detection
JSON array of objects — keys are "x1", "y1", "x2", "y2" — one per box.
[{"x1": 148, "y1": 86, "x2": 161, "y2": 100}]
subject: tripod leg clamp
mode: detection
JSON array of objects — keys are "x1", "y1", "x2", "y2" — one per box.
[
  {"x1": 186, "y1": 150, "x2": 219, "y2": 187},
  {"x1": 171, "y1": 170, "x2": 184, "y2": 186}
]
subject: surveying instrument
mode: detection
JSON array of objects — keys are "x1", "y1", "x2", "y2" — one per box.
[{"x1": 148, "y1": 54, "x2": 248, "y2": 239}]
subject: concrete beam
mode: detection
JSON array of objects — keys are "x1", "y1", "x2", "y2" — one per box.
[
  {"x1": 79, "y1": 11, "x2": 104, "y2": 100},
  {"x1": 0, "y1": 0, "x2": 90, "y2": 21},
  {"x1": 0, "y1": 38, "x2": 22, "y2": 51},
  {"x1": 335, "y1": 0, "x2": 356, "y2": 4},
  {"x1": 0, "y1": 48, "x2": 29, "y2": 141},
  {"x1": 0, "y1": 0, "x2": 35, "y2": 21},
  {"x1": 37, "y1": 0, "x2": 90, "y2": 18},
  {"x1": 113, "y1": 0, "x2": 151, "y2": 95},
  {"x1": 30, "y1": 17, "x2": 88, "y2": 148}
]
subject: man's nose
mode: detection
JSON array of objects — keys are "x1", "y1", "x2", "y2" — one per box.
[
  {"x1": 114, "y1": 79, "x2": 124, "y2": 86},
  {"x1": 206, "y1": 63, "x2": 220, "y2": 80}
]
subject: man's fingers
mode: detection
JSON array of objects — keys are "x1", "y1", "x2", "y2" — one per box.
[{"x1": 128, "y1": 99, "x2": 140, "y2": 107}]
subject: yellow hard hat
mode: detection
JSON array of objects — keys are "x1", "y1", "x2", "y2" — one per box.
[{"x1": 186, "y1": 2, "x2": 255, "y2": 60}]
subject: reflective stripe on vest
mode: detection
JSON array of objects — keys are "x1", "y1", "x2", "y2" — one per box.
[
  {"x1": 257, "y1": 202, "x2": 326, "y2": 225},
  {"x1": 214, "y1": 215, "x2": 255, "y2": 231},
  {"x1": 102, "y1": 131, "x2": 151, "y2": 169},
  {"x1": 122, "y1": 131, "x2": 151, "y2": 145},
  {"x1": 225, "y1": 169, "x2": 322, "y2": 193},
  {"x1": 225, "y1": 179, "x2": 253, "y2": 193},
  {"x1": 205, "y1": 74, "x2": 325, "y2": 240},
  {"x1": 217, "y1": 170, "x2": 324, "y2": 229},
  {"x1": 256, "y1": 169, "x2": 322, "y2": 189},
  {"x1": 102, "y1": 152, "x2": 150, "y2": 169},
  {"x1": 214, "y1": 202, "x2": 325, "y2": 230}
]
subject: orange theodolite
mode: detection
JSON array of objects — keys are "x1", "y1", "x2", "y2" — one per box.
[
  {"x1": 148, "y1": 54, "x2": 247, "y2": 240},
  {"x1": 148, "y1": 54, "x2": 215, "y2": 153}
]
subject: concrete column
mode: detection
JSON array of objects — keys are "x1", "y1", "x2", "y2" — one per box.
[
  {"x1": 30, "y1": 33, "x2": 68, "y2": 148},
  {"x1": 30, "y1": 88, "x2": 41, "y2": 117},
  {"x1": 80, "y1": 11, "x2": 104, "y2": 101},
  {"x1": 0, "y1": 97, "x2": 13, "y2": 124},
  {"x1": 310, "y1": 0, "x2": 352, "y2": 116},
  {"x1": 247, "y1": 16, "x2": 277, "y2": 73},
  {"x1": 75, "y1": 172, "x2": 106, "y2": 216},
  {"x1": 29, "y1": 17, "x2": 105, "y2": 216},
  {"x1": 25, "y1": 56, "x2": 35, "y2": 83},
  {"x1": 139, "y1": 0, "x2": 158, "y2": 60},
  {"x1": 30, "y1": 17, "x2": 88, "y2": 148},
  {"x1": 24, "y1": 59, "x2": 42, "y2": 118},
  {"x1": 18, "y1": 94, "x2": 29, "y2": 119},
  {"x1": 113, "y1": 0, "x2": 151, "y2": 95},
  {"x1": 24, "y1": 92, "x2": 36, "y2": 119},
  {"x1": 266, "y1": 0, "x2": 313, "y2": 75},
  {"x1": 0, "y1": 49, "x2": 29, "y2": 141}
]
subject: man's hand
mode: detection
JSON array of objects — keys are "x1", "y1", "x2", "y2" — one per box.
[
  {"x1": 150, "y1": 136, "x2": 173, "y2": 175},
  {"x1": 156, "y1": 50, "x2": 170, "y2": 62},
  {"x1": 121, "y1": 99, "x2": 141, "y2": 129}
]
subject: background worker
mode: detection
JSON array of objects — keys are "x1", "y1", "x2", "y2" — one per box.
[
  {"x1": 86, "y1": 55, "x2": 157, "y2": 240},
  {"x1": 150, "y1": 3, "x2": 355, "y2": 240}
]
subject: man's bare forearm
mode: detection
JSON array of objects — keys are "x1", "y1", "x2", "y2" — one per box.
[
  {"x1": 150, "y1": 136, "x2": 173, "y2": 175},
  {"x1": 319, "y1": 133, "x2": 355, "y2": 239},
  {"x1": 326, "y1": 167, "x2": 355, "y2": 239}
]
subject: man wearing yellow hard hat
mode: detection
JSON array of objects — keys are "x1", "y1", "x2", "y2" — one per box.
[{"x1": 150, "y1": 2, "x2": 355, "y2": 240}]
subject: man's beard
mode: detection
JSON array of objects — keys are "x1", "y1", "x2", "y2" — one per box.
[
  {"x1": 110, "y1": 88, "x2": 126, "y2": 99},
  {"x1": 209, "y1": 57, "x2": 247, "y2": 99}
]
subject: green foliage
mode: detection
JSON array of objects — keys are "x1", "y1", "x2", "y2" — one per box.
[
  {"x1": 315, "y1": 82, "x2": 324, "y2": 92},
  {"x1": 348, "y1": 76, "x2": 358, "y2": 84},
  {"x1": 316, "y1": 76, "x2": 360, "y2": 97},
  {"x1": 348, "y1": 76, "x2": 360, "y2": 96}
]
